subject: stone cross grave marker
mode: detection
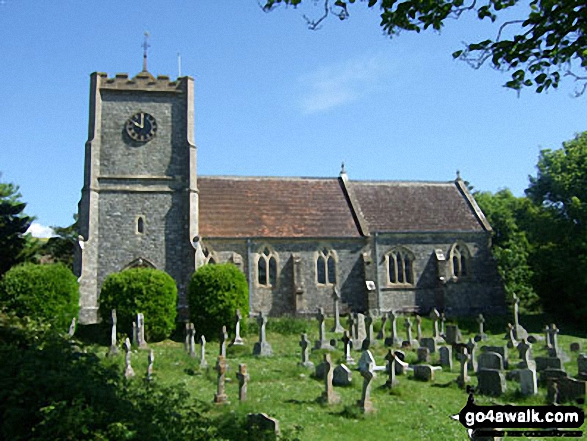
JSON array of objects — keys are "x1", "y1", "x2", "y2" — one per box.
[
  {"x1": 512, "y1": 293, "x2": 528, "y2": 340},
  {"x1": 253, "y1": 312, "x2": 273, "y2": 356},
  {"x1": 430, "y1": 308, "x2": 441, "y2": 340},
  {"x1": 318, "y1": 353, "x2": 340, "y2": 405},
  {"x1": 440, "y1": 312, "x2": 446, "y2": 336},
  {"x1": 415, "y1": 315, "x2": 422, "y2": 341},
  {"x1": 213, "y1": 355, "x2": 229, "y2": 404},
  {"x1": 298, "y1": 333, "x2": 314, "y2": 369},
  {"x1": 456, "y1": 347, "x2": 470, "y2": 388},
  {"x1": 200, "y1": 335, "x2": 208, "y2": 368},
  {"x1": 353, "y1": 313, "x2": 367, "y2": 350},
  {"x1": 466, "y1": 338, "x2": 477, "y2": 372},
  {"x1": 384, "y1": 349, "x2": 398, "y2": 388},
  {"x1": 475, "y1": 313, "x2": 487, "y2": 341},
  {"x1": 314, "y1": 307, "x2": 333, "y2": 350},
  {"x1": 505, "y1": 323, "x2": 518, "y2": 348},
  {"x1": 108, "y1": 309, "x2": 118, "y2": 356},
  {"x1": 385, "y1": 310, "x2": 401, "y2": 347},
  {"x1": 331, "y1": 287, "x2": 344, "y2": 333},
  {"x1": 365, "y1": 314, "x2": 374, "y2": 344},
  {"x1": 546, "y1": 324, "x2": 560, "y2": 356},
  {"x1": 403, "y1": 317, "x2": 414, "y2": 347},
  {"x1": 232, "y1": 309, "x2": 244, "y2": 346},
  {"x1": 236, "y1": 363, "x2": 249, "y2": 401},
  {"x1": 124, "y1": 337, "x2": 135, "y2": 379},
  {"x1": 137, "y1": 313, "x2": 147, "y2": 349},
  {"x1": 341, "y1": 330, "x2": 355, "y2": 364},
  {"x1": 146, "y1": 349, "x2": 154, "y2": 382},
  {"x1": 357, "y1": 350, "x2": 376, "y2": 413},
  {"x1": 517, "y1": 339, "x2": 534, "y2": 369},
  {"x1": 220, "y1": 325, "x2": 228, "y2": 357},
  {"x1": 187, "y1": 323, "x2": 197, "y2": 357},
  {"x1": 377, "y1": 314, "x2": 387, "y2": 340}
]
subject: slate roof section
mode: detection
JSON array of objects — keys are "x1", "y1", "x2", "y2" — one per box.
[
  {"x1": 198, "y1": 176, "x2": 362, "y2": 238},
  {"x1": 351, "y1": 180, "x2": 487, "y2": 233},
  {"x1": 198, "y1": 176, "x2": 489, "y2": 238}
]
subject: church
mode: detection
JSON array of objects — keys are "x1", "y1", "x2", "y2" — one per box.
[{"x1": 74, "y1": 69, "x2": 505, "y2": 324}]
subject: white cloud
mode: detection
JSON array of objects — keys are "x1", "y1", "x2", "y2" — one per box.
[
  {"x1": 27, "y1": 222, "x2": 56, "y2": 239},
  {"x1": 299, "y1": 54, "x2": 393, "y2": 114}
]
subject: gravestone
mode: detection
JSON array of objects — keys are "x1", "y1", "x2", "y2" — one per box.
[
  {"x1": 237, "y1": 364, "x2": 249, "y2": 401},
  {"x1": 539, "y1": 368, "x2": 568, "y2": 385},
  {"x1": 414, "y1": 364, "x2": 438, "y2": 382},
  {"x1": 219, "y1": 325, "x2": 228, "y2": 357},
  {"x1": 417, "y1": 347, "x2": 430, "y2": 364},
  {"x1": 124, "y1": 337, "x2": 135, "y2": 379},
  {"x1": 108, "y1": 309, "x2": 118, "y2": 356},
  {"x1": 477, "y1": 352, "x2": 504, "y2": 372},
  {"x1": 333, "y1": 364, "x2": 352, "y2": 386},
  {"x1": 546, "y1": 323, "x2": 560, "y2": 356},
  {"x1": 247, "y1": 413, "x2": 280, "y2": 440},
  {"x1": 136, "y1": 313, "x2": 147, "y2": 349},
  {"x1": 298, "y1": 333, "x2": 314, "y2": 369},
  {"x1": 511, "y1": 293, "x2": 528, "y2": 340},
  {"x1": 200, "y1": 335, "x2": 208, "y2": 368},
  {"x1": 415, "y1": 315, "x2": 422, "y2": 341},
  {"x1": 132, "y1": 322, "x2": 138, "y2": 347},
  {"x1": 68, "y1": 317, "x2": 76, "y2": 337},
  {"x1": 505, "y1": 323, "x2": 517, "y2": 349},
  {"x1": 394, "y1": 350, "x2": 409, "y2": 375},
  {"x1": 184, "y1": 321, "x2": 190, "y2": 352},
  {"x1": 440, "y1": 313, "x2": 446, "y2": 336},
  {"x1": 570, "y1": 342, "x2": 581, "y2": 353},
  {"x1": 439, "y1": 346, "x2": 453, "y2": 370},
  {"x1": 456, "y1": 347, "x2": 470, "y2": 388},
  {"x1": 444, "y1": 325, "x2": 462, "y2": 345},
  {"x1": 384, "y1": 350, "x2": 399, "y2": 388},
  {"x1": 519, "y1": 368, "x2": 538, "y2": 396},
  {"x1": 556, "y1": 377, "x2": 587, "y2": 404},
  {"x1": 188, "y1": 323, "x2": 197, "y2": 357},
  {"x1": 466, "y1": 338, "x2": 478, "y2": 372},
  {"x1": 331, "y1": 287, "x2": 345, "y2": 333},
  {"x1": 430, "y1": 308, "x2": 441, "y2": 341},
  {"x1": 253, "y1": 312, "x2": 273, "y2": 356},
  {"x1": 403, "y1": 317, "x2": 419, "y2": 348},
  {"x1": 535, "y1": 356, "x2": 563, "y2": 372},
  {"x1": 385, "y1": 310, "x2": 402, "y2": 347},
  {"x1": 232, "y1": 309, "x2": 245, "y2": 346},
  {"x1": 365, "y1": 314, "x2": 374, "y2": 344},
  {"x1": 214, "y1": 355, "x2": 229, "y2": 404},
  {"x1": 578, "y1": 354, "x2": 587, "y2": 380},
  {"x1": 318, "y1": 353, "x2": 340, "y2": 405},
  {"x1": 146, "y1": 349, "x2": 154, "y2": 382},
  {"x1": 352, "y1": 313, "x2": 367, "y2": 350},
  {"x1": 377, "y1": 314, "x2": 387, "y2": 340},
  {"x1": 516, "y1": 339, "x2": 534, "y2": 369},
  {"x1": 420, "y1": 337, "x2": 437, "y2": 354},
  {"x1": 314, "y1": 307, "x2": 334, "y2": 350},
  {"x1": 481, "y1": 345, "x2": 508, "y2": 369},
  {"x1": 475, "y1": 313, "x2": 487, "y2": 341},
  {"x1": 477, "y1": 369, "x2": 507, "y2": 396},
  {"x1": 357, "y1": 352, "x2": 376, "y2": 413},
  {"x1": 341, "y1": 331, "x2": 355, "y2": 365}
]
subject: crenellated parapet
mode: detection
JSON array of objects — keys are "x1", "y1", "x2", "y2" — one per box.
[{"x1": 94, "y1": 71, "x2": 192, "y2": 93}]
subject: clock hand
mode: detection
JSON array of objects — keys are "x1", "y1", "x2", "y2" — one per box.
[{"x1": 138, "y1": 113, "x2": 144, "y2": 129}]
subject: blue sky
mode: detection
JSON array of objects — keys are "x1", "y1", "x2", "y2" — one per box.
[{"x1": 0, "y1": 1, "x2": 585, "y2": 237}]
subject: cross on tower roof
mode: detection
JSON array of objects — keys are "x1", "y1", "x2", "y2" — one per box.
[{"x1": 142, "y1": 31, "x2": 151, "y2": 72}]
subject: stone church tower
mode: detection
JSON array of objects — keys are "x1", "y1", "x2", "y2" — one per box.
[{"x1": 75, "y1": 70, "x2": 198, "y2": 324}]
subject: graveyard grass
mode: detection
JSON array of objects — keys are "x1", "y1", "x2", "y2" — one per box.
[{"x1": 82, "y1": 314, "x2": 587, "y2": 441}]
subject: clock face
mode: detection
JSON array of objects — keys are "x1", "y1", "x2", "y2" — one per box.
[{"x1": 125, "y1": 112, "x2": 157, "y2": 142}]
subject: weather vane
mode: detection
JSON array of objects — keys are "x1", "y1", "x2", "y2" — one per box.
[{"x1": 142, "y1": 31, "x2": 151, "y2": 72}]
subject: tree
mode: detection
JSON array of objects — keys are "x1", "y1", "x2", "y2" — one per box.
[
  {"x1": 263, "y1": 0, "x2": 587, "y2": 94},
  {"x1": 524, "y1": 132, "x2": 587, "y2": 322},
  {"x1": 39, "y1": 219, "x2": 77, "y2": 270},
  {"x1": 0, "y1": 178, "x2": 35, "y2": 277}
]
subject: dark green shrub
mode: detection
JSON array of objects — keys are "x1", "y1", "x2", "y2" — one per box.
[
  {"x1": 0, "y1": 263, "x2": 79, "y2": 330},
  {"x1": 99, "y1": 268, "x2": 177, "y2": 341},
  {"x1": 188, "y1": 263, "x2": 248, "y2": 340}
]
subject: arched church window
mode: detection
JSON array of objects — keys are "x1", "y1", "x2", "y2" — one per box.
[
  {"x1": 136, "y1": 216, "x2": 145, "y2": 234},
  {"x1": 387, "y1": 248, "x2": 415, "y2": 286},
  {"x1": 202, "y1": 245, "x2": 217, "y2": 265},
  {"x1": 449, "y1": 243, "x2": 470, "y2": 279},
  {"x1": 257, "y1": 246, "x2": 278, "y2": 287},
  {"x1": 316, "y1": 247, "x2": 337, "y2": 285}
]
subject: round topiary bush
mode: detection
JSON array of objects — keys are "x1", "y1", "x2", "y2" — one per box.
[
  {"x1": 98, "y1": 268, "x2": 177, "y2": 341},
  {"x1": 188, "y1": 263, "x2": 248, "y2": 340},
  {"x1": 0, "y1": 263, "x2": 79, "y2": 330}
]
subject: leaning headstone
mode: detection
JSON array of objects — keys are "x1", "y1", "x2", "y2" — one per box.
[
  {"x1": 68, "y1": 317, "x2": 76, "y2": 337},
  {"x1": 477, "y1": 352, "x2": 504, "y2": 372},
  {"x1": 108, "y1": 309, "x2": 118, "y2": 356},
  {"x1": 298, "y1": 333, "x2": 314, "y2": 369},
  {"x1": 318, "y1": 353, "x2": 340, "y2": 405},
  {"x1": 430, "y1": 308, "x2": 441, "y2": 341},
  {"x1": 237, "y1": 363, "x2": 249, "y2": 401},
  {"x1": 357, "y1": 352, "x2": 376, "y2": 413},
  {"x1": 313, "y1": 307, "x2": 334, "y2": 350},
  {"x1": 417, "y1": 347, "x2": 430, "y2": 364},
  {"x1": 519, "y1": 368, "x2": 538, "y2": 396},
  {"x1": 231, "y1": 309, "x2": 245, "y2": 346},
  {"x1": 477, "y1": 369, "x2": 507, "y2": 396},
  {"x1": 253, "y1": 312, "x2": 273, "y2": 356},
  {"x1": 331, "y1": 287, "x2": 345, "y2": 333},
  {"x1": 146, "y1": 349, "x2": 155, "y2": 382},
  {"x1": 475, "y1": 313, "x2": 487, "y2": 341},
  {"x1": 200, "y1": 335, "x2": 208, "y2": 368},
  {"x1": 333, "y1": 364, "x2": 353, "y2": 386},
  {"x1": 384, "y1": 350, "x2": 399, "y2": 388},
  {"x1": 341, "y1": 330, "x2": 355, "y2": 365},
  {"x1": 414, "y1": 364, "x2": 437, "y2": 382},
  {"x1": 420, "y1": 337, "x2": 437, "y2": 354},
  {"x1": 385, "y1": 310, "x2": 402, "y2": 347},
  {"x1": 445, "y1": 324, "x2": 462, "y2": 345},
  {"x1": 247, "y1": 413, "x2": 280, "y2": 440},
  {"x1": 439, "y1": 346, "x2": 453, "y2": 370},
  {"x1": 213, "y1": 355, "x2": 229, "y2": 404},
  {"x1": 556, "y1": 377, "x2": 587, "y2": 404},
  {"x1": 377, "y1": 314, "x2": 387, "y2": 340},
  {"x1": 124, "y1": 337, "x2": 135, "y2": 379},
  {"x1": 219, "y1": 325, "x2": 228, "y2": 357}
]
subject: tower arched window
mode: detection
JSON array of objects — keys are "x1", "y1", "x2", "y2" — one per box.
[
  {"x1": 136, "y1": 216, "x2": 145, "y2": 234},
  {"x1": 386, "y1": 248, "x2": 415, "y2": 286},
  {"x1": 257, "y1": 246, "x2": 278, "y2": 287},
  {"x1": 449, "y1": 243, "x2": 470, "y2": 279},
  {"x1": 316, "y1": 247, "x2": 337, "y2": 285}
]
